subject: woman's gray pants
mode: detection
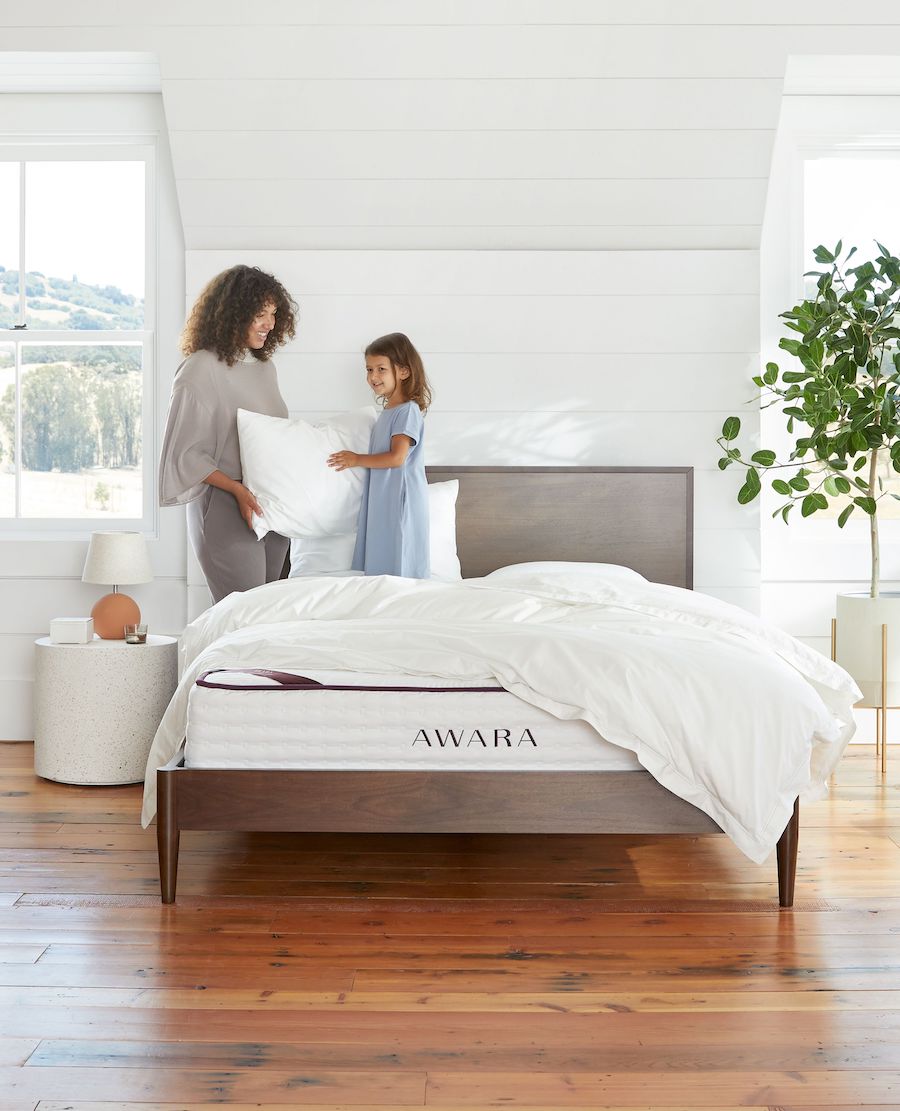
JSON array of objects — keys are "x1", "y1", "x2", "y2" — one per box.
[{"x1": 187, "y1": 486, "x2": 289, "y2": 604}]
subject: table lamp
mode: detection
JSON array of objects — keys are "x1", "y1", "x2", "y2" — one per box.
[{"x1": 82, "y1": 532, "x2": 153, "y2": 640}]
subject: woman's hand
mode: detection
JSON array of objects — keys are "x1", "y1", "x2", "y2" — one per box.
[
  {"x1": 327, "y1": 450, "x2": 359, "y2": 472},
  {"x1": 202, "y1": 470, "x2": 263, "y2": 530},
  {"x1": 232, "y1": 482, "x2": 263, "y2": 529}
]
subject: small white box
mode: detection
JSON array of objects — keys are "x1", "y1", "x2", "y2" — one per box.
[{"x1": 49, "y1": 618, "x2": 94, "y2": 644}]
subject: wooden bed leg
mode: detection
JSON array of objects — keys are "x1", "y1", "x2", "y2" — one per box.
[
  {"x1": 776, "y1": 797, "x2": 799, "y2": 908},
  {"x1": 157, "y1": 767, "x2": 180, "y2": 905}
]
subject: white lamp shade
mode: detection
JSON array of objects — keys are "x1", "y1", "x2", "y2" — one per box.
[{"x1": 82, "y1": 532, "x2": 153, "y2": 586}]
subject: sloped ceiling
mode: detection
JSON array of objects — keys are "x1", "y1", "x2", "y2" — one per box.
[{"x1": 3, "y1": 1, "x2": 900, "y2": 249}]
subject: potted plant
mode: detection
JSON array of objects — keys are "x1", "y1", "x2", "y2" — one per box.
[{"x1": 717, "y1": 241, "x2": 900, "y2": 711}]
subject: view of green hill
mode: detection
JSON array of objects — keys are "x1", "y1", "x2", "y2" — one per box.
[
  {"x1": 0, "y1": 275, "x2": 144, "y2": 511},
  {"x1": 0, "y1": 268, "x2": 143, "y2": 330}
]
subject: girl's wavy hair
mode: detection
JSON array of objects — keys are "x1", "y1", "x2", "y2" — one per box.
[
  {"x1": 181, "y1": 265, "x2": 298, "y2": 365},
  {"x1": 365, "y1": 332, "x2": 432, "y2": 412}
]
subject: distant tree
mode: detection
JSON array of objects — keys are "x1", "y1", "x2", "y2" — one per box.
[
  {"x1": 18, "y1": 364, "x2": 94, "y2": 472},
  {"x1": 92, "y1": 371, "x2": 141, "y2": 468},
  {"x1": 23, "y1": 346, "x2": 140, "y2": 372},
  {"x1": 67, "y1": 310, "x2": 104, "y2": 330}
]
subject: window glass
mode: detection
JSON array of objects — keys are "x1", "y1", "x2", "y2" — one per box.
[
  {"x1": 804, "y1": 157, "x2": 900, "y2": 296},
  {"x1": 24, "y1": 161, "x2": 145, "y2": 330},
  {"x1": 15, "y1": 343, "x2": 142, "y2": 519},
  {"x1": 803, "y1": 156, "x2": 900, "y2": 516},
  {"x1": 1, "y1": 152, "x2": 148, "y2": 527},
  {"x1": 0, "y1": 164, "x2": 19, "y2": 327}
]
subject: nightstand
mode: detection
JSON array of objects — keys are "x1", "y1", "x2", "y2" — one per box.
[{"x1": 33, "y1": 635, "x2": 178, "y2": 785}]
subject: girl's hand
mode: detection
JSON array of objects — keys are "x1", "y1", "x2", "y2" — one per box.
[
  {"x1": 327, "y1": 450, "x2": 359, "y2": 472},
  {"x1": 232, "y1": 482, "x2": 263, "y2": 530}
]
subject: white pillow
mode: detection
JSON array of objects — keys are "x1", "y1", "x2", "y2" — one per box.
[
  {"x1": 290, "y1": 479, "x2": 462, "y2": 580},
  {"x1": 429, "y1": 479, "x2": 462, "y2": 580},
  {"x1": 238, "y1": 406, "x2": 377, "y2": 540},
  {"x1": 486, "y1": 561, "x2": 645, "y2": 583},
  {"x1": 289, "y1": 533, "x2": 359, "y2": 578}
]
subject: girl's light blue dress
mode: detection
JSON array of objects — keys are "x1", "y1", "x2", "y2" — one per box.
[{"x1": 352, "y1": 401, "x2": 430, "y2": 578}]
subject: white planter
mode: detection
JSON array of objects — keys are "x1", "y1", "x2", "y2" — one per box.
[{"x1": 835, "y1": 592, "x2": 900, "y2": 707}]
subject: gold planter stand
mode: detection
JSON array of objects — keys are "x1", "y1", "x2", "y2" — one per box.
[{"x1": 832, "y1": 617, "x2": 888, "y2": 775}]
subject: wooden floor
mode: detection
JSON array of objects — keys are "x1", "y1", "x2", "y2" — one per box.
[{"x1": 0, "y1": 743, "x2": 898, "y2": 1109}]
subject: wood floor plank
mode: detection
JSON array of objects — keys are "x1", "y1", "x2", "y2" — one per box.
[
  {"x1": 23, "y1": 986, "x2": 888, "y2": 1013},
  {"x1": 28, "y1": 1105, "x2": 765, "y2": 1111},
  {"x1": 21, "y1": 1106, "x2": 877, "y2": 1111},
  {"x1": 0, "y1": 968, "x2": 356, "y2": 990},
  {"x1": 0, "y1": 1040, "x2": 41, "y2": 1066},
  {"x1": 0, "y1": 945, "x2": 44, "y2": 963},
  {"x1": 34, "y1": 930, "x2": 900, "y2": 960},
  {"x1": 0, "y1": 1066, "x2": 426, "y2": 1102},
  {"x1": 34, "y1": 1105, "x2": 430, "y2": 1111},
  {"x1": 4, "y1": 1008, "x2": 896, "y2": 1038},
  {"x1": 350, "y1": 968, "x2": 900, "y2": 993},
  {"x1": 9, "y1": 1006, "x2": 900, "y2": 1046},
  {"x1": 24, "y1": 1035, "x2": 900, "y2": 1071},
  {"x1": 424, "y1": 1069, "x2": 900, "y2": 1105}
]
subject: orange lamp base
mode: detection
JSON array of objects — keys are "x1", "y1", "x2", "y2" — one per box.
[{"x1": 90, "y1": 593, "x2": 141, "y2": 640}]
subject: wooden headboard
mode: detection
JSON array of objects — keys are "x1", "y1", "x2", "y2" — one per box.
[{"x1": 426, "y1": 466, "x2": 693, "y2": 589}]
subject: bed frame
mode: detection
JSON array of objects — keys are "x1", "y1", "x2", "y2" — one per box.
[{"x1": 157, "y1": 466, "x2": 799, "y2": 906}]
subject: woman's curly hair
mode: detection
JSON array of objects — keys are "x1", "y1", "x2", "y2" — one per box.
[{"x1": 181, "y1": 265, "x2": 298, "y2": 365}]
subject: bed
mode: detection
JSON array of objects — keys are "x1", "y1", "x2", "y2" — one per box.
[{"x1": 151, "y1": 466, "x2": 853, "y2": 906}]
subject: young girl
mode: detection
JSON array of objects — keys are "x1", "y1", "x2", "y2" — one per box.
[{"x1": 327, "y1": 333, "x2": 432, "y2": 578}]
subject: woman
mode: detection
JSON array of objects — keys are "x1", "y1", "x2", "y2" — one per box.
[{"x1": 159, "y1": 265, "x2": 298, "y2": 603}]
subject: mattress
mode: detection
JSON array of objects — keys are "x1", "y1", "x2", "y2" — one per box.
[{"x1": 184, "y1": 667, "x2": 644, "y2": 772}]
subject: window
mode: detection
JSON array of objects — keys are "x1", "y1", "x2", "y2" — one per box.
[
  {"x1": 803, "y1": 155, "x2": 900, "y2": 296},
  {"x1": 801, "y1": 153, "x2": 900, "y2": 516},
  {"x1": 0, "y1": 148, "x2": 153, "y2": 530}
]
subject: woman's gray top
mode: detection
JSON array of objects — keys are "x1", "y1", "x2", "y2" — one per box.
[{"x1": 159, "y1": 349, "x2": 289, "y2": 507}]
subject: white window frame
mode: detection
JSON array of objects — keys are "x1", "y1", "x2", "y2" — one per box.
[{"x1": 0, "y1": 136, "x2": 156, "y2": 538}]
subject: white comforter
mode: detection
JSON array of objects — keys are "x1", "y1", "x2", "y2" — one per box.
[{"x1": 141, "y1": 564, "x2": 860, "y2": 862}]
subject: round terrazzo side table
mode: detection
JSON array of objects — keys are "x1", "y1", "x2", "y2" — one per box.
[{"x1": 33, "y1": 635, "x2": 178, "y2": 785}]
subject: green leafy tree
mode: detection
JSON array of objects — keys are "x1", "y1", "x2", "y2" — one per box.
[
  {"x1": 67, "y1": 310, "x2": 104, "y2": 330},
  {"x1": 717, "y1": 241, "x2": 900, "y2": 598},
  {"x1": 92, "y1": 371, "x2": 141, "y2": 468},
  {"x1": 18, "y1": 364, "x2": 94, "y2": 472}
]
